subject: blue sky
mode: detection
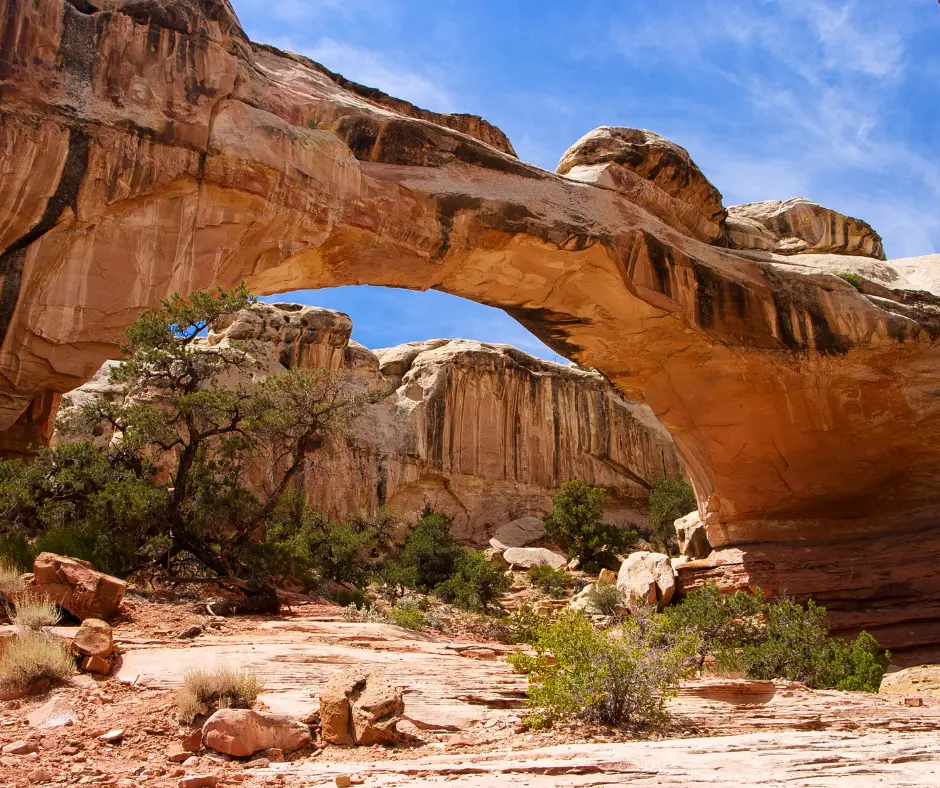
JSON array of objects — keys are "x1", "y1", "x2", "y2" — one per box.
[{"x1": 234, "y1": 0, "x2": 940, "y2": 358}]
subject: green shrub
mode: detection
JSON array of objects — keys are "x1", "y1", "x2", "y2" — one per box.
[
  {"x1": 587, "y1": 580, "x2": 625, "y2": 616},
  {"x1": 509, "y1": 610, "x2": 696, "y2": 729},
  {"x1": 388, "y1": 602, "x2": 426, "y2": 631},
  {"x1": 435, "y1": 549, "x2": 511, "y2": 612},
  {"x1": 384, "y1": 507, "x2": 461, "y2": 594},
  {"x1": 648, "y1": 475, "x2": 696, "y2": 555},
  {"x1": 662, "y1": 585, "x2": 889, "y2": 691},
  {"x1": 543, "y1": 480, "x2": 638, "y2": 565},
  {"x1": 507, "y1": 603, "x2": 548, "y2": 645},
  {"x1": 837, "y1": 271, "x2": 864, "y2": 291},
  {"x1": 330, "y1": 587, "x2": 368, "y2": 609},
  {"x1": 527, "y1": 565, "x2": 570, "y2": 598}
]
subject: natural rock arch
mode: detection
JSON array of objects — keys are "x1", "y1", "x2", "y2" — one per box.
[{"x1": 2, "y1": 0, "x2": 940, "y2": 658}]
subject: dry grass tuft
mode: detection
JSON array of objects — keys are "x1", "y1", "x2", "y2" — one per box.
[
  {"x1": 0, "y1": 562, "x2": 24, "y2": 599},
  {"x1": 10, "y1": 595, "x2": 62, "y2": 631},
  {"x1": 176, "y1": 663, "x2": 263, "y2": 724},
  {"x1": 0, "y1": 631, "x2": 75, "y2": 692}
]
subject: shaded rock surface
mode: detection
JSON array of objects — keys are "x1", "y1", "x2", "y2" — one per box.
[
  {"x1": 1, "y1": 0, "x2": 940, "y2": 651},
  {"x1": 674, "y1": 511, "x2": 712, "y2": 560},
  {"x1": 489, "y1": 517, "x2": 546, "y2": 551}
]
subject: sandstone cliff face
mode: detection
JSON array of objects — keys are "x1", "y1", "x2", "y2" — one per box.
[
  {"x1": 58, "y1": 303, "x2": 684, "y2": 541},
  {"x1": 3, "y1": 0, "x2": 940, "y2": 654}
]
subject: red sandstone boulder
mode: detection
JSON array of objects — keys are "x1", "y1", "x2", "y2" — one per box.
[
  {"x1": 71, "y1": 618, "x2": 114, "y2": 659},
  {"x1": 201, "y1": 709, "x2": 311, "y2": 758},
  {"x1": 30, "y1": 553, "x2": 126, "y2": 621}
]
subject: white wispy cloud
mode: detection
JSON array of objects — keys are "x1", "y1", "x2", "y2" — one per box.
[
  {"x1": 274, "y1": 36, "x2": 456, "y2": 113},
  {"x1": 607, "y1": 0, "x2": 937, "y2": 257}
]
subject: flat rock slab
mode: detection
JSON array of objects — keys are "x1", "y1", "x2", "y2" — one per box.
[
  {"x1": 276, "y1": 731, "x2": 940, "y2": 786},
  {"x1": 117, "y1": 622, "x2": 526, "y2": 732}
]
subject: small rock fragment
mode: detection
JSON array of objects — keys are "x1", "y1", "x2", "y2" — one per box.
[
  {"x1": 2, "y1": 740, "x2": 37, "y2": 755},
  {"x1": 335, "y1": 776, "x2": 352, "y2": 788},
  {"x1": 904, "y1": 696, "x2": 925, "y2": 707},
  {"x1": 178, "y1": 776, "x2": 218, "y2": 788},
  {"x1": 177, "y1": 624, "x2": 202, "y2": 639},
  {"x1": 98, "y1": 728, "x2": 124, "y2": 743}
]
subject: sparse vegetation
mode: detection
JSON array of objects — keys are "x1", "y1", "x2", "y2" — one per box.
[
  {"x1": 0, "y1": 561, "x2": 24, "y2": 601},
  {"x1": 586, "y1": 579, "x2": 625, "y2": 616},
  {"x1": 543, "y1": 480, "x2": 638, "y2": 565},
  {"x1": 662, "y1": 584, "x2": 890, "y2": 692},
  {"x1": 177, "y1": 663, "x2": 263, "y2": 724},
  {"x1": 0, "y1": 632, "x2": 74, "y2": 692},
  {"x1": 648, "y1": 475, "x2": 696, "y2": 555},
  {"x1": 435, "y1": 549, "x2": 510, "y2": 612},
  {"x1": 509, "y1": 610, "x2": 696, "y2": 730},
  {"x1": 837, "y1": 271, "x2": 864, "y2": 291},
  {"x1": 9, "y1": 595, "x2": 62, "y2": 631},
  {"x1": 388, "y1": 602, "x2": 427, "y2": 631},
  {"x1": 527, "y1": 565, "x2": 570, "y2": 598}
]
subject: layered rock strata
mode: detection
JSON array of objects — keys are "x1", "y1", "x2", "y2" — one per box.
[
  {"x1": 58, "y1": 302, "x2": 686, "y2": 541},
  {"x1": 1, "y1": 0, "x2": 940, "y2": 652}
]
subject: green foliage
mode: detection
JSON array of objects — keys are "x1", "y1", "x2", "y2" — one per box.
[
  {"x1": 543, "y1": 480, "x2": 637, "y2": 564},
  {"x1": 0, "y1": 442, "x2": 166, "y2": 576},
  {"x1": 648, "y1": 475, "x2": 696, "y2": 555},
  {"x1": 837, "y1": 272, "x2": 864, "y2": 291},
  {"x1": 385, "y1": 507, "x2": 461, "y2": 593},
  {"x1": 388, "y1": 602, "x2": 427, "y2": 631},
  {"x1": 435, "y1": 549, "x2": 511, "y2": 612},
  {"x1": 587, "y1": 579, "x2": 625, "y2": 616},
  {"x1": 527, "y1": 565, "x2": 570, "y2": 598},
  {"x1": 662, "y1": 585, "x2": 890, "y2": 692},
  {"x1": 509, "y1": 610, "x2": 696, "y2": 729},
  {"x1": 506, "y1": 602, "x2": 548, "y2": 645},
  {"x1": 260, "y1": 496, "x2": 380, "y2": 587}
]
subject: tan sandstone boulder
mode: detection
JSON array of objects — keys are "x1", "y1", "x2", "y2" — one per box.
[
  {"x1": 616, "y1": 552, "x2": 676, "y2": 611},
  {"x1": 726, "y1": 198, "x2": 885, "y2": 259},
  {"x1": 489, "y1": 517, "x2": 547, "y2": 551},
  {"x1": 202, "y1": 709, "x2": 311, "y2": 758},
  {"x1": 502, "y1": 547, "x2": 567, "y2": 570},
  {"x1": 674, "y1": 512, "x2": 712, "y2": 560},
  {"x1": 557, "y1": 126, "x2": 726, "y2": 243},
  {"x1": 30, "y1": 554, "x2": 126, "y2": 621},
  {"x1": 320, "y1": 668, "x2": 404, "y2": 746}
]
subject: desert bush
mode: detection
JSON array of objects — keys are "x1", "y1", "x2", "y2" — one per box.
[
  {"x1": 435, "y1": 549, "x2": 510, "y2": 612},
  {"x1": 527, "y1": 565, "x2": 570, "y2": 598},
  {"x1": 507, "y1": 602, "x2": 547, "y2": 645},
  {"x1": 543, "y1": 480, "x2": 637, "y2": 565},
  {"x1": 10, "y1": 595, "x2": 62, "y2": 631},
  {"x1": 837, "y1": 271, "x2": 864, "y2": 291},
  {"x1": 587, "y1": 580, "x2": 625, "y2": 616},
  {"x1": 648, "y1": 475, "x2": 696, "y2": 555},
  {"x1": 388, "y1": 602, "x2": 426, "y2": 631},
  {"x1": 177, "y1": 664, "x2": 263, "y2": 724},
  {"x1": 0, "y1": 632, "x2": 74, "y2": 692},
  {"x1": 662, "y1": 584, "x2": 889, "y2": 692},
  {"x1": 382, "y1": 507, "x2": 461, "y2": 594},
  {"x1": 509, "y1": 610, "x2": 696, "y2": 729}
]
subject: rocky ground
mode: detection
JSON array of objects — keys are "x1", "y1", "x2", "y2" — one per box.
[{"x1": 1, "y1": 589, "x2": 939, "y2": 788}]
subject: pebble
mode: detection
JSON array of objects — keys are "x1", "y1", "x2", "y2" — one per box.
[
  {"x1": 99, "y1": 729, "x2": 125, "y2": 743},
  {"x1": 2, "y1": 740, "x2": 37, "y2": 755},
  {"x1": 178, "y1": 777, "x2": 218, "y2": 788}
]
